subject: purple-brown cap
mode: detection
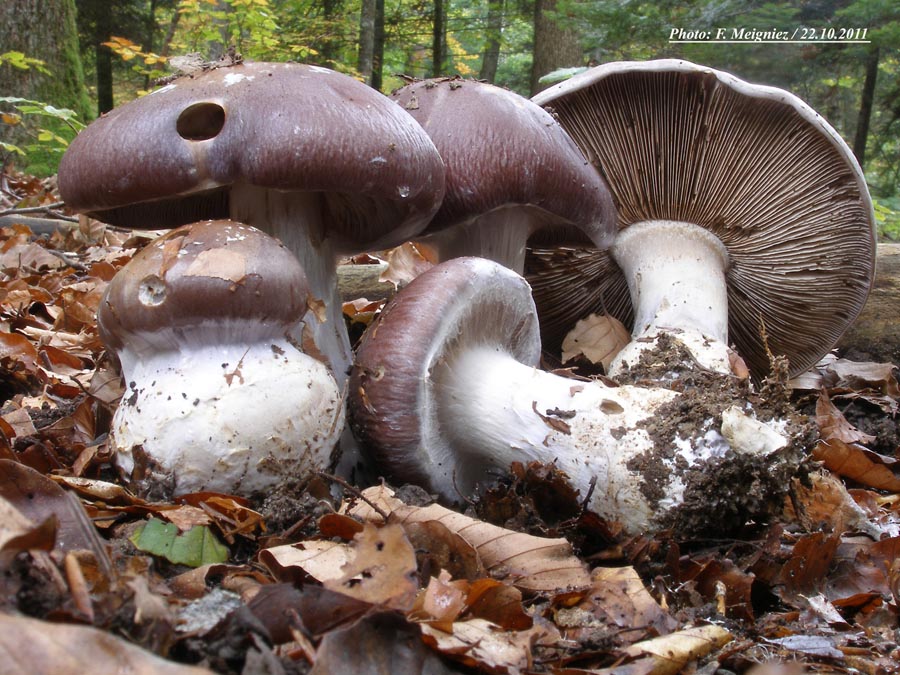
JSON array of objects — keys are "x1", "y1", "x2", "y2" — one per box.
[
  {"x1": 391, "y1": 78, "x2": 616, "y2": 266},
  {"x1": 98, "y1": 219, "x2": 307, "y2": 353},
  {"x1": 59, "y1": 62, "x2": 445, "y2": 253},
  {"x1": 349, "y1": 257, "x2": 540, "y2": 494}
]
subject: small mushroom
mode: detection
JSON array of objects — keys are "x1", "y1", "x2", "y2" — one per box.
[
  {"x1": 529, "y1": 59, "x2": 876, "y2": 379},
  {"x1": 99, "y1": 220, "x2": 343, "y2": 497},
  {"x1": 349, "y1": 257, "x2": 802, "y2": 535},
  {"x1": 390, "y1": 78, "x2": 616, "y2": 272},
  {"x1": 59, "y1": 61, "x2": 446, "y2": 383}
]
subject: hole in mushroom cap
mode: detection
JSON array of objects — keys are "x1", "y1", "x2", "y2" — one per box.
[
  {"x1": 138, "y1": 275, "x2": 167, "y2": 306},
  {"x1": 176, "y1": 102, "x2": 226, "y2": 141}
]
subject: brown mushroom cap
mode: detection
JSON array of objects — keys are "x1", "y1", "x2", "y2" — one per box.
[
  {"x1": 530, "y1": 59, "x2": 876, "y2": 378},
  {"x1": 391, "y1": 78, "x2": 616, "y2": 248},
  {"x1": 349, "y1": 256, "x2": 540, "y2": 492},
  {"x1": 98, "y1": 220, "x2": 307, "y2": 351},
  {"x1": 59, "y1": 62, "x2": 445, "y2": 252}
]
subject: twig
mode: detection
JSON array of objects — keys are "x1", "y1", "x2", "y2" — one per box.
[
  {"x1": 43, "y1": 247, "x2": 89, "y2": 272},
  {"x1": 316, "y1": 471, "x2": 390, "y2": 521},
  {"x1": 0, "y1": 201, "x2": 66, "y2": 216}
]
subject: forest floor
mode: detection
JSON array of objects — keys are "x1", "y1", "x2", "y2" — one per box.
[{"x1": 1, "y1": 168, "x2": 899, "y2": 675}]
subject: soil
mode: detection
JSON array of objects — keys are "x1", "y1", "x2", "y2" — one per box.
[{"x1": 611, "y1": 334, "x2": 816, "y2": 536}]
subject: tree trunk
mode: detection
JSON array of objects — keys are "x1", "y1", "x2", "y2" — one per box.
[
  {"x1": 837, "y1": 243, "x2": 900, "y2": 365},
  {"x1": 372, "y1": 0, "x2": 385, "y2": 90},
  {"x1": 358, "y1": 0, "x2": 375, "y2": 85},
  {"x1": 0, "y1": 0, "x2": 91, "y2": 149},
  {"x1": 530, "y1": 0, "x2": 583, "y2": 96},
  {"x1": 320, "y1": 0, "x2": 343, "y2": 66},
  {"x1": 432, "y1": 0, "x2": 446, "y2": 77},
  {"x1": 480, "y1": 0, "x2": 504, "y2": 83},
  {"x1": 853, "y1": 45, "x2": 879, "y2": 170},
  {"x1": 95, "y1": 3, "x2": 114, "y2": 115}
]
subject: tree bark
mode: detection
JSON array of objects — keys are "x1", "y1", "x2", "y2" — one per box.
[
  {"x1": 853, "y1": 45, "x2": 879, "y2": 170},
  {"x1": 432, "y1": 0, "x2": 446, "y2": 77},
  {"x1": 372, "y1": 0, "x2": 385, "y2": 90},
  {"x1": 94, "y1": 3, "x2": 114, "y2": 115},
  {"x1": 320, "y1": 0, "x2": 343, "y2": 65},
  {"x1": 358, "y1": 0, "x2": 375, "y2": 84},
  {"x1": 530, "y1": 0, "x2": 583, "y2": 96},
  {"x1": 837, "y1": 243, "x2": 900, "y2": 365},
  {"x1": 0, "y1": 0, "x2": 91, "y2": 148},
  {"x1": 479, "y1": 0, "x2": 504, "y2": 83}
]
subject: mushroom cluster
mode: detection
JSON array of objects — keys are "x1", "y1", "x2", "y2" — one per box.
[
  {"x1": 58, "y1": 60, "x2": 447, "y2": 481},
  {"x1": 99, "y1": 220, "x2": 343, "y2": 497},
  {"x1": 528, "y1": 59, "x2": 876, "y2": 379}
]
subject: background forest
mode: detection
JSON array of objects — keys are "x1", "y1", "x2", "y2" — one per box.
[{"x1": 1, "y1": 0, "x2": 899, "y2": 237}]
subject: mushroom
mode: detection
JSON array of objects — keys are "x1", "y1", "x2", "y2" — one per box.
[
  {"x1": 58, "y1": 61, "x2": 446, "y2": 383},
  {"x1": 349, "y1": 256, "x2": 802, "y2": 535},
  {"x1": 390, "y1": 78, "x2": 616, "y2": 273},
  {"x1": 528, "y1": 59, "x2": 876, "y2": 379},
  {"x1": 99, "y1": 219, "x2": 343, "y2": 497}
]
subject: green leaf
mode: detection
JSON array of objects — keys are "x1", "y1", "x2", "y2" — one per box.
[{"x1": 129, "y1": 518, "x2": 229, "y2": 567}]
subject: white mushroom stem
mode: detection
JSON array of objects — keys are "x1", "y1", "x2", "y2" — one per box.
[
  {"x1": 420, "y1": 207, "x2": 536, "y2": 273},
  {"x1": 608, "y1": 220, "x2": 732, "y2": 375},
  {"x1": 434, "y1": 346, "x2": 786, "y2": 534},
  {"x1": 113, "y1": 332, "x2": 344, "y2": 496},
  {"x1": 230, "y1": 185, "x2": 351, "y2": 383}
]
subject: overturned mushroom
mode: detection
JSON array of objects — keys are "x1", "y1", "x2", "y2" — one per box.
[
  {"x1": 59, "y1": 61, "x2": 445, "y2": 382},
  {"x1": 391, "y1": 78, "x2": 616, "y2": 272},
  {"x1": 99, "y1": 220, "x2": 343, "y2": 497},
  {"x1": 349, "y1": 257, "x2": 803, "y2": 535},
  {"x1": 529, "y1": 59, "x2": 876, "y2": 379}
]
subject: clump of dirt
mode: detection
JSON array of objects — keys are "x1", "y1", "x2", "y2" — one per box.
[
  {"x1": 256, "y1": 475, "x2": 336, "y2": 537},
  {"x1": 613, "y1": 334, "x2": 814, "y2": 537}
]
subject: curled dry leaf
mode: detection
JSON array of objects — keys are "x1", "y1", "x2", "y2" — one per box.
[
  {"x1": 0, "y1": 612, "x2": 213, "y2": 675},
  {"x1": 420, "y1": 617, "x2": 556, "y2": 674},
  {"x1": 812, "y1": 439, "x2": 900, "y2": 492},
  {"x1": 378, "y1": 241, "x2": 437, "y2": 289},
  {"x1": 816, "y1": 391, "x2": 876, "y2": 445},
  {"x1": 345, "y1": 485, "x2": 591, "y2": 594},
  {"x1": 561, "y1": 313, "x2": 630, "y2": 371},
  {"x1": 786, "y1": 471, "x2": 884, "y2": 538},
  {"x1": 260, "y1": 539, "x2": 353, "y2": 584},
  {"x1": 567, "y1": 625, "x2": 732, "y2": 675}
]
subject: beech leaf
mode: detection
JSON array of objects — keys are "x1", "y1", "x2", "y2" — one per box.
[{"x1": 129, "y1": 518, "x2": 228, "y2": 567}]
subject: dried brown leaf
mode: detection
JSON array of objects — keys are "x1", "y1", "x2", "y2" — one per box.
[
  {"x1": 323, "y1": 522, "x2": 419, "y2": 611},
  {"x1": 562, "y1": 313, "x2": 630, "y2": 370},
  {"x1": 0, "y1": 612, "x2": 212, "y2": 675},
  {"x1": 420, "y1": 617, "x2": 554, "y2": 674},
  {"x1": 812, "y1": 439, "x2": 900, "y2": 491},
  {"x1": 346, "y1": 485, "x2": 591, "y2": 594},
  {"x1": 260, "y1": 540, "x2": 353, "y2": 584},
  {"x1": 815, "y1": 391, "x2": 876, "y2": 445},
  {"x1": 379, "y1": 242, "x2": 436, "y2": 289}
]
